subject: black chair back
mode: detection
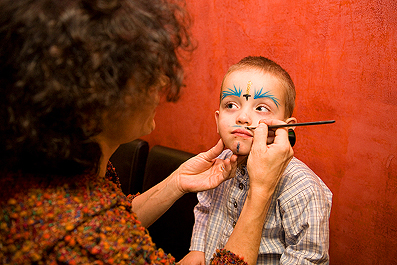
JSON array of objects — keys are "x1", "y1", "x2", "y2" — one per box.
[
  {"x1": 110, "y1": 139, "x2": 149, "y2": 196},
  {"x1": 142, "y1": 145, "x2": 196, "y2": 261}
]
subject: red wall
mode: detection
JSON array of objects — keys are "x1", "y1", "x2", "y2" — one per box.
[{"x1": 143, "y1": 0, "x2": 397, "y2": 263}]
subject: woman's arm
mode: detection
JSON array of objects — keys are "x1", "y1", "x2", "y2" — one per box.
[
  {"x1": 132, "y1": 119, "x2": 292, "y2": 265},
  {"x1": 131, "y1": 139, "x2": 237, "y2": 227},
  {"x1": 219, "y1": 120, "x2": 294, "y2": 265}
]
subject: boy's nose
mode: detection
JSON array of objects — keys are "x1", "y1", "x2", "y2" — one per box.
[{"x1": 236, "y1": 110, "x2": 252, "y2": 125}]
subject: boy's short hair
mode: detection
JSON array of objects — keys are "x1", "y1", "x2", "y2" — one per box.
[{"x1": 221, "y1": 56, "x2": 296, "y2": 118}]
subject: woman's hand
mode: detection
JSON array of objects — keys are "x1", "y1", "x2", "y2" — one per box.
[
  {"x1": 221, "y1": 119, "x2": 294, "y2": 265},
  {"x1": 177, "y1": 251, "x2": 205, "y2": 265},
  {"x1": 173, "y1": 139, "x2": 238, "y2": 194},
  {"x1": 131, "y1": 139, "x2": 236, "y2": 227},
  {"x1": 247, "y1": 119, "x2": 294, "y2": 195}
]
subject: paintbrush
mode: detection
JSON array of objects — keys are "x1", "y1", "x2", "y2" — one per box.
[{"x1": 245, "y1": 120, "x2": 335, "y2": 130}]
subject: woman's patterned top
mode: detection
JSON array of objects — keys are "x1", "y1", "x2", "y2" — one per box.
[{"x1": 0, "y1": 162, "x2": 246, "y2": 265}]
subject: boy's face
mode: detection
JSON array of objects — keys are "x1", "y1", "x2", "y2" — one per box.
[{"x1": 215, "y1": 69, "x2": 295, "y2": 156}]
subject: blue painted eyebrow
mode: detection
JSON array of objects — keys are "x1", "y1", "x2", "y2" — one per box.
[
  {"x1": 221, "y1": 85, "x2": 242, "y2": 100},
  {"x1": 254, "y1": 87, "x2": 280, "y2": 108}
]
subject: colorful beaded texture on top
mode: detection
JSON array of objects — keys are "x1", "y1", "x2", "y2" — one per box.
[
  {"x1": 1, "y1": 162, "x2": 248, "y2": 264},
  {"x1": 210, "y1": 249, "x2": 248, "y2": 265},
  {"x1": 0, "y1": 162, "x2": 175, "y2": 264}
]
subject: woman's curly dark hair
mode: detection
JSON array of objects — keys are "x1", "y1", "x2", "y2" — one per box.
[{"x1": 0, "y1": 0, "x2": 193, "y2": 176}]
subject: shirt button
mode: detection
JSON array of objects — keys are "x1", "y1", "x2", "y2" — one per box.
[
  {"x1": 240, "y1": 168, "x2": 246, "y2": 175},
  {"x1": 239, "y1": 183, "x2": 244, "y2": 190},
  {"x1": 232, "y1": 221, "x2": 236, "y2": 227},
  {"x1": 234, "y1": 202, "x2": 238, "y2": 208}
]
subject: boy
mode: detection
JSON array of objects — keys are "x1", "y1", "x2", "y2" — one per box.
[{"x1": 181, "y1": 56, "x2": 332, "y2": 264}]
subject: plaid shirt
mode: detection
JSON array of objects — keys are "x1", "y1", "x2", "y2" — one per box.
[{"x1": 190, "y1": 154, "x2": 332, "y2": 265}]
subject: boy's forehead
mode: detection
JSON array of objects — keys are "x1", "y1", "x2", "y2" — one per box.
[
  {"x1": 220, "y1": 69, "x2": 287, "y2": 109},
  {"x1": 222, "y1": 70, "x2": 283, "y2": 93},
  {"x1": 224, "y1": 69, "x2": 255, "y2": 84}
]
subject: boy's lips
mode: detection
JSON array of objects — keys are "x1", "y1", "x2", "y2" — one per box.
[{"x1": 231, "y1": 128, "x2": 253, "y2": 138}]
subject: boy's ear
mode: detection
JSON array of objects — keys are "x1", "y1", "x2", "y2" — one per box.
[
  {"x1": 215, "y1": 110, "x2": 220, "y2": 134},
  {"x1": 286, "y1": 117, "x2": 297, "y2": 130}
]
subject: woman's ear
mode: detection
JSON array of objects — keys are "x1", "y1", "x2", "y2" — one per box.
[
  {"x1": 125, "y1": 87, "x2": 160, "y2": 107},
  {"x1": 148, "y1": 87, "x2": 160, "y2": 105},
  {"x1": 124, "y1": 94, "x2": 134, "y2": 105}
]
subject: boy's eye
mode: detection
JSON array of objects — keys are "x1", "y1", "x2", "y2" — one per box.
[
  {"x1": 256, "y1": 105, "x2": 270, "y2": 112},
  {"x1": 225, "y1": 102, "x2": 238, "y2": 109}
]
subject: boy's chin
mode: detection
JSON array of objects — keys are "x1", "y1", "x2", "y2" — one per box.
[
  {"x1": 235, "y1": 151, "x2": 250, "y2": 156},
  {"x1": 228, "y1": 143, "x2": 251, "y2": 155}
]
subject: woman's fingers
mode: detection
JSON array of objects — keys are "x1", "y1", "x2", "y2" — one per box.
[
  {"x1": 200, "y1": 139, "x2": 224, "y2": 161},
  {"x1": 247, "y1": 119, "x2": 294, "y2": 193},
  {"x1": 218, "y1": 153, "x2": 238, "y2": 181}
]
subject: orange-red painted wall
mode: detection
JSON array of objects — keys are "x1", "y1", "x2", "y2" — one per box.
[{"x1": 143, "y1": 0, "x2": 397, "y2": 263}]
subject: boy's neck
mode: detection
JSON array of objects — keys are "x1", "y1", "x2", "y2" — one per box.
[{"x1": 237, "y1": 155, "x2": 248, "y2": 167}]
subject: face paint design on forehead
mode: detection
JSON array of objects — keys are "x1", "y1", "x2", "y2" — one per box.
[
  {"x1": 222, "y1": 80, "x2": 280, "y2": 108},
  {"x1": 254, "y1": 87, "x2": 280, "y2": 108},
  {"x1": 221, "y1": 85, "x2": 242, "y2": 100},
  {"x1": 243, "y1": 80, "x2": 252, "y2": 101}
]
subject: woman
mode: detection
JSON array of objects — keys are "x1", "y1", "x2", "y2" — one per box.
[{"x1": 0, "y1": 0, "x2": 293, "y2": 264}]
